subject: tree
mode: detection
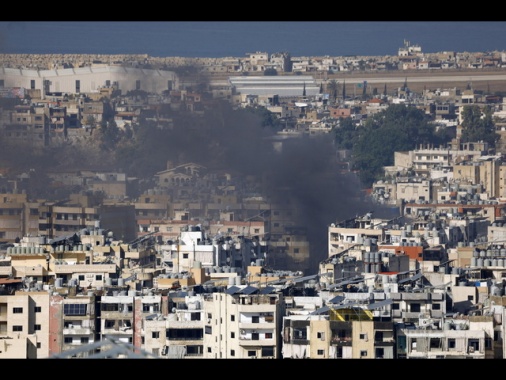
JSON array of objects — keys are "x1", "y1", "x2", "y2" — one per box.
[
  {"x1": 460, "y1": 105, "x2": 498, "y2": 148},
  {"x1": 351, "y1": 104, "x2": 442, "y2": 187},
  {"x1": 333, "y1": 117, "x2": 357, "y2": 150},
  {"x1": 326, "y1": 79, "x2": 338, "y2": 103}
]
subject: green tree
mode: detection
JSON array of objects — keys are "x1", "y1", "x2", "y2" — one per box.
[
  {"x1": 460, "y1": 105, "x2": 498, "y2": 148},
  {"x1": 351, "y1": 104, "x2": 442, "y2": 186},
  {"x1": 333, "y1": 117, "x2": 357, "y2": 150}
]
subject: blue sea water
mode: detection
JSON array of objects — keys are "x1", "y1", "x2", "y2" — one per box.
[{"x1": 0, "y1": 21, "x2": 505, "y2": 58}]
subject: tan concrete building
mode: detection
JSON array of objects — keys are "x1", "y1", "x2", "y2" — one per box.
[
  {"x1": 203, "y1": 287, "x2": 283, "y2": 358},
  {"x1": 0, "y1": 291, "x2": 50, "y2": 358}
]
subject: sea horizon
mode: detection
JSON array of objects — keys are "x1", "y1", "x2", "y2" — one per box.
[{"x1": 1, "y1": 21, "x2": 505, "y2": 58}]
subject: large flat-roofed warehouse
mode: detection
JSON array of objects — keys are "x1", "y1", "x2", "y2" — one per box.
[
  {"x1": 0, "y1": 66, "x2": 178, "y2": 96},
  {"x1": 228, "y1": 75, "x2": 320, "y2": 98}
]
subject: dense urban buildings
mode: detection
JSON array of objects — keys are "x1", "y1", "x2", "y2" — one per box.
[{"x1": 1, "y1": 45, "x2": 506, "y2": 358}]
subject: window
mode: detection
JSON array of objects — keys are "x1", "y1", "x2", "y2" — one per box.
[
  {"x1": 81, "y1": 337, "x2": 89, "y2": 344},
  {"x1": 432, "y1": 303, "x2": 441, "y2": 310},
  {"x1": 265, "y1": 332, "x2": 272, "y2": 339},
  {"x1": 207, "y1": 347, "x2": 211, "y2": 353},
  {"x1": 96, "y1": 275, "x2": 102, "y2": 281},
  {"x1": 152, "y1": 331, "x2": 160, "y2": 338},
  {"x1": 317, "y1": 349, "x2": 324, "y2": 356},
  {"x1": 317, "y1": 332, "x2": 325, "y2": 340},
  {"x1": 231, "y1": 332, "x2": 235, "y2": 339},
  {"x1": 13, "y1": 325, "x2": 22, "y2": 332},
  {"x1": 136, "y1": 80, "x2": 141, "y2": 90},
  {"x1": 252, "y1": 316, "x2": 259, "y2": 323},
  {"x1": 78, "y1": 275, "x2": 85, "y2": 281},
  {"x1": 261, "y1": 347, "x2": 274, "y2": 357},
  {"x1": 13, "y1": 307, "x2": 23, "y2": 314},
  {"x1": 64, "y1": 304, "x2": 87, "y2": 316},
  {"x1": 75, "y1": 80, "x2": 80, "y2": 93},
  {"x1": 64, "y1": 337, "x2": 72, "y2": 343},
  {"x1": 183, "y1": 253, "x2": 189, "y2": 259},
  {"x1": 359, "y1": 333, "x2": 368, "y2": 340},
  {"x1": 469, "y1": 339, "x2": 479, "y2": 352},
  {"x1": 230, "y1": 349, "x2": 235, "y2": 357},
  {"x1": 231, "y1": 315, "x2": 235, "y2": 322},
  {"x1": 430, "y1": 338, "x2": 441, "y2": 348},
  {"x1": 248, "y1": 350, "x2": 256, "y2": 357},
  {"x1": 467, "y1": 295, "x2": 474, "y2": 301},
  {"x1": 102, "y1": 304, "x2": 119, "y2": 312},
  {"x1": 105, "y1": 320, "x2": 115, "y2": 328},
  {"x1": 410, "y1": 303, "x2": 421, "y2": 313},
  {"x1": 37, "y1": 342, "x2": 41, "y2": 349},
  {"x1": 252, "y1": 333, "x2": 259, "y2": 340},
  {"x1": 34, "y1": 324, "x2": 41, "y2": 331},
  {"x1": 35, "y1": 306, "x2": 41, "y2": 313},
  {"x1": 30, "y1": 80, "x2": 35, "y2": 89},
  {"x1": 360, "y1": 350, "x2": 367, "y2": 357},
  {"x1": 294, "y1": 328, "x2": 307, "y2": 340},
  {"x1": 448, "y1": 338, "x2": 456, "y2": 349}
]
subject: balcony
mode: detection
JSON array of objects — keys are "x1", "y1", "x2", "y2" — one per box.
[
  {"x1": 239, "y1": 337, "x2": 275, "y2": 347},
  {"x1": 330, "y1": 336, "x2": 352, "y2": 346},
  {"x1": 63, "y1": 326, "x2": 93, "y2": 335},
  {"x1": 102, "y1": 327, "x2": 133, "y2": 335},
  {"x1": 239, "y1": 322, "x2": 274, "y2": 330}
]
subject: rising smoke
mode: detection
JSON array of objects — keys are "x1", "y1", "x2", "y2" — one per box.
[{"x1": 0, "y1": 61, "x2": 396, "y2": 273}]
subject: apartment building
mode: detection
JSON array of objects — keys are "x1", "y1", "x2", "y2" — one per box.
[
  {"x1": 396, "y1": 315, "x2": 494, "y2": 359},
  {"x1": 0, "y1": 192, "x2": 33, "y2": 243},
  {"x1": 203, "y1": 286, "x2": 284, "y2": 359},
  {"x1": 0, "y1": 104, "x2": 48, "y2": 147},
  {"x1": 143, "y1": 291, "x2": 204, "y2": 358},
  {"x1": 49, "y1": 293, "x2": 99, "y2": 358},
  {"x1": 0, "y1": 291, "x2": 50, "y2": 358},
  {"x1": 282, "y1": 304, "x2": 395, "y2": 359}
]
